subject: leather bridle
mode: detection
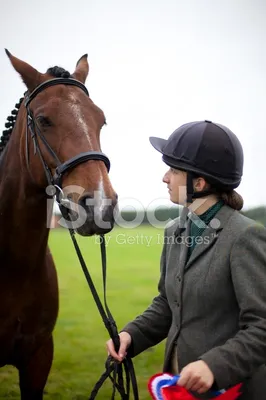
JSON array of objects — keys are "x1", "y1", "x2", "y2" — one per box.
[{"x1": 24, "y1": 78, "x2": 110, "y2": 191}]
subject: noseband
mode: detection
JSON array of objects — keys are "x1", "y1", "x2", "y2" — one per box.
[{"x1": 24, "y1": 78, "x2": 110, "y2": 190}]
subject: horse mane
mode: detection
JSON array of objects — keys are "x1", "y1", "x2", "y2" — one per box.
[
  {"x1": 0, "y1": 65, "x2": 72, "y2": 155},
  {"x1": 0, "y1": 97, "x2": 23, "y2": 155}
]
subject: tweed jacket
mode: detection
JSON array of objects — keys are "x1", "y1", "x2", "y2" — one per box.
[{"x1": 123, "y1": 205, "x2": 266, "y2": 399}]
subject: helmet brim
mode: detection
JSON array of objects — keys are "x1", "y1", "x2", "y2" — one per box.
[{"x1": 149, "y1": 136, "x2": 168, "y2": 154}]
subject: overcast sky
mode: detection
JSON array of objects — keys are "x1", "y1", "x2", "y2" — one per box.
[{"x1": 1, "y1": 0, "x2": 265, "y2": 211}]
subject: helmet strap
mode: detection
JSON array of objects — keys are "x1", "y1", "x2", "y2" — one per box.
[{"x1": 186, "y1": 172, "x2": 194, "y2": 204}]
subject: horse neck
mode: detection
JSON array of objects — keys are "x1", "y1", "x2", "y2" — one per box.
[{"x1": 0, "y1": 115, "x2": 51, "y2": 266}]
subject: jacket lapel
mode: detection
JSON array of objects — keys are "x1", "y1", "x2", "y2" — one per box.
[{"x1": 184, "y1": 205, "x2": 235, "y2": 270}]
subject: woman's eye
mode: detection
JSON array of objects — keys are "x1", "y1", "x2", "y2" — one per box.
[{"x1": 37, "y1": 116, "x2": 52, "y2": 128}]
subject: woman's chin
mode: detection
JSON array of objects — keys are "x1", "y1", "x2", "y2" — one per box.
[
  {"x1": 169, "y1": 194, "x2": 179, "y2": 204},
  {"x1": 170, "y1": 195, "x2": 185, "y2": 206}
]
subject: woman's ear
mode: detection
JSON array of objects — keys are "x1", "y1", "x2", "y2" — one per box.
[{"x1": 194, "y1": 177, "x2": 208, "y2": 192}]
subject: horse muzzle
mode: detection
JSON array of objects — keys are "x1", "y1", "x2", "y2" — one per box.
[{"x1": 62, "y1": 192, "x2": 117, "y2": 236}]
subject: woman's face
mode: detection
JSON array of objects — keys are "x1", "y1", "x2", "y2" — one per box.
[{"x1": 163, "y1": 167, "x2": 187, "y2": 205}]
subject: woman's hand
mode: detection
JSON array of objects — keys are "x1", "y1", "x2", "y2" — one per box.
[
  {"x1": 106, "y1": 331, "x2": 132, "y2": 362},
  {"x1": 178, "y1": 360, "x2": 214, "y2": 394}
]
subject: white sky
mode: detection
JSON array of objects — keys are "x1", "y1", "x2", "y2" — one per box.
[{"x1": 1, "y1": 0, "x2": 266, "y2": 211}]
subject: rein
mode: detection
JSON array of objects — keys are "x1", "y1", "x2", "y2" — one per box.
[
  {"x1": 60, "y1": 205, "x2": 139, "y2": 400},
  {"x1": 25, "y1": 77, "x2": 139, "y2": 400}
]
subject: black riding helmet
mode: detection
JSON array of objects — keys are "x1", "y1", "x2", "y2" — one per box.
[{"x1": 149, "y1": 120, "x2": 244, "y2": 203}]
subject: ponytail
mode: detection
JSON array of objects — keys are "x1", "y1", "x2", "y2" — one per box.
[
  {"x1": 193, "y1": 175, "x2": 244, "y2": 211},
  {"x1": 220, "y1": 190, "x2": 244, "y2": 211}
]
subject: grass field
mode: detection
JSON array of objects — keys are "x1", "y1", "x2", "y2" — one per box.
[{"x1": 0, "y1": 226, "x2": 167, "y2": 399}]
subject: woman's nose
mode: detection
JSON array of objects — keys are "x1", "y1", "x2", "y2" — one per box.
[{"x1": 163, "y1": 172, "x2": 169, "y2": 183}]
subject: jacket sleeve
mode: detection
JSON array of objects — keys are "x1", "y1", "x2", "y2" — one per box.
[
  {"x1": 200, "y1": 223, "x2": 266, "y2": 389},
  {"x1": 122, "y1": 233, "x2": 172, "y2": 357}
]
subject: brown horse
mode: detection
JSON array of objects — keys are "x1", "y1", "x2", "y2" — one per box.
[{"x1": 0, "y1": 51, "x2": 117, "y2": 399}]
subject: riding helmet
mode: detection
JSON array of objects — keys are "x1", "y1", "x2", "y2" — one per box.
[{"x1": 149, "y1": 120, "x2": 243, "y2": 190}]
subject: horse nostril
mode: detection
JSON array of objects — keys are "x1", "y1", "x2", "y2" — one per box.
[
  {"x1": 78, "y1": 192, "x2": 116, "y2": 219},
  {"x1": 78, "y1": 193, "x2": 94, "y2": 214},
  {"x1": 76, "y1": 192, "x2": 116, "y2": 235}
]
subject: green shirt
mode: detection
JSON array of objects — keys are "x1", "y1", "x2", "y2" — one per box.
[{"x1": 186, "y1": 200, "x2": 224, "y2": 261}]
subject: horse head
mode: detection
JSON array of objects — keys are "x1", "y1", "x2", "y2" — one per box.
[{"x1": 5, "y1": 50, "x2": 117, "y2": 236}]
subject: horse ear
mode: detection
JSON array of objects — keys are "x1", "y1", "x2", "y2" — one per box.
[
  {"x1": 72, "y1": 54, "x2": 89, "y2": 83},
  {"x1": 5, "y1": 49, "x2": 42, "y2": 92}
]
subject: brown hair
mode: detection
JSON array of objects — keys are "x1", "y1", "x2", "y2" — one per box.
[
  {"x1": 220, "y1": 190, "x2": 244, "y2": 211},
  {"x1": 193, "y1": 174, "x2": 244, "y2": 211}
]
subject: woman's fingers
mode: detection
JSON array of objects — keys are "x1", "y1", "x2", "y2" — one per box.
[
  {"x1": 178, "y1": 360, "x2": 214, "y2": 394},
  {"x1": 118, "y1": 339, "x2": 129, "y2": 360},
  {"x1": 106, "y1": 331, "x2": 132, "y2": 362},
  {"x1": 106, "y1": 338, "x2": 120, "y2": 361}
]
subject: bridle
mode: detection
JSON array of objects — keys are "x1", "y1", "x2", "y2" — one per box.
[
  {"x1": 24, "y1": 78, "x2": 139, "y2": 400},
  {"x1": 24, "y1": 78, "x2": 110, "y2": 190}
]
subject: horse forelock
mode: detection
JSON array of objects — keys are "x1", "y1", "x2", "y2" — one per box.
[{"x1": 46, "y1": 66, "x2": 72, "y2": 79}]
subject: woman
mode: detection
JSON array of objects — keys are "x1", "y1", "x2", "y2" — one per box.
[{"x1": 107, "y1": 120, "x2": 266, "y2": 399}]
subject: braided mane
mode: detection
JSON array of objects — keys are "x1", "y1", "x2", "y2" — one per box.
[{"x1": 0, "y1": 98, "x2": 23, "y2": 155}]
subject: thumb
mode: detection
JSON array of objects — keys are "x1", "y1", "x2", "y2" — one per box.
[{"x1": 177, "y1": 368, "x2": 189, "y2": 387}]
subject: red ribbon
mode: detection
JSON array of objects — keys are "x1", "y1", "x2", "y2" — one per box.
[
  {"x1": 161, "y1": 383, "x2": 242, "y2": 400},
  {"x1": 148, "y1": 372, "x2": 242, "y2": 400}
]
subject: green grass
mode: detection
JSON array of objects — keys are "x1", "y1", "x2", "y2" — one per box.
[{"x1": 0, "y1": 226, "x2": 166, "y2": 399}]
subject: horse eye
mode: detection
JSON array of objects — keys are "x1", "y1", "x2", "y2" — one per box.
[{"x1": 37, "y1": 116, "x2": 52, "y2": 128}]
